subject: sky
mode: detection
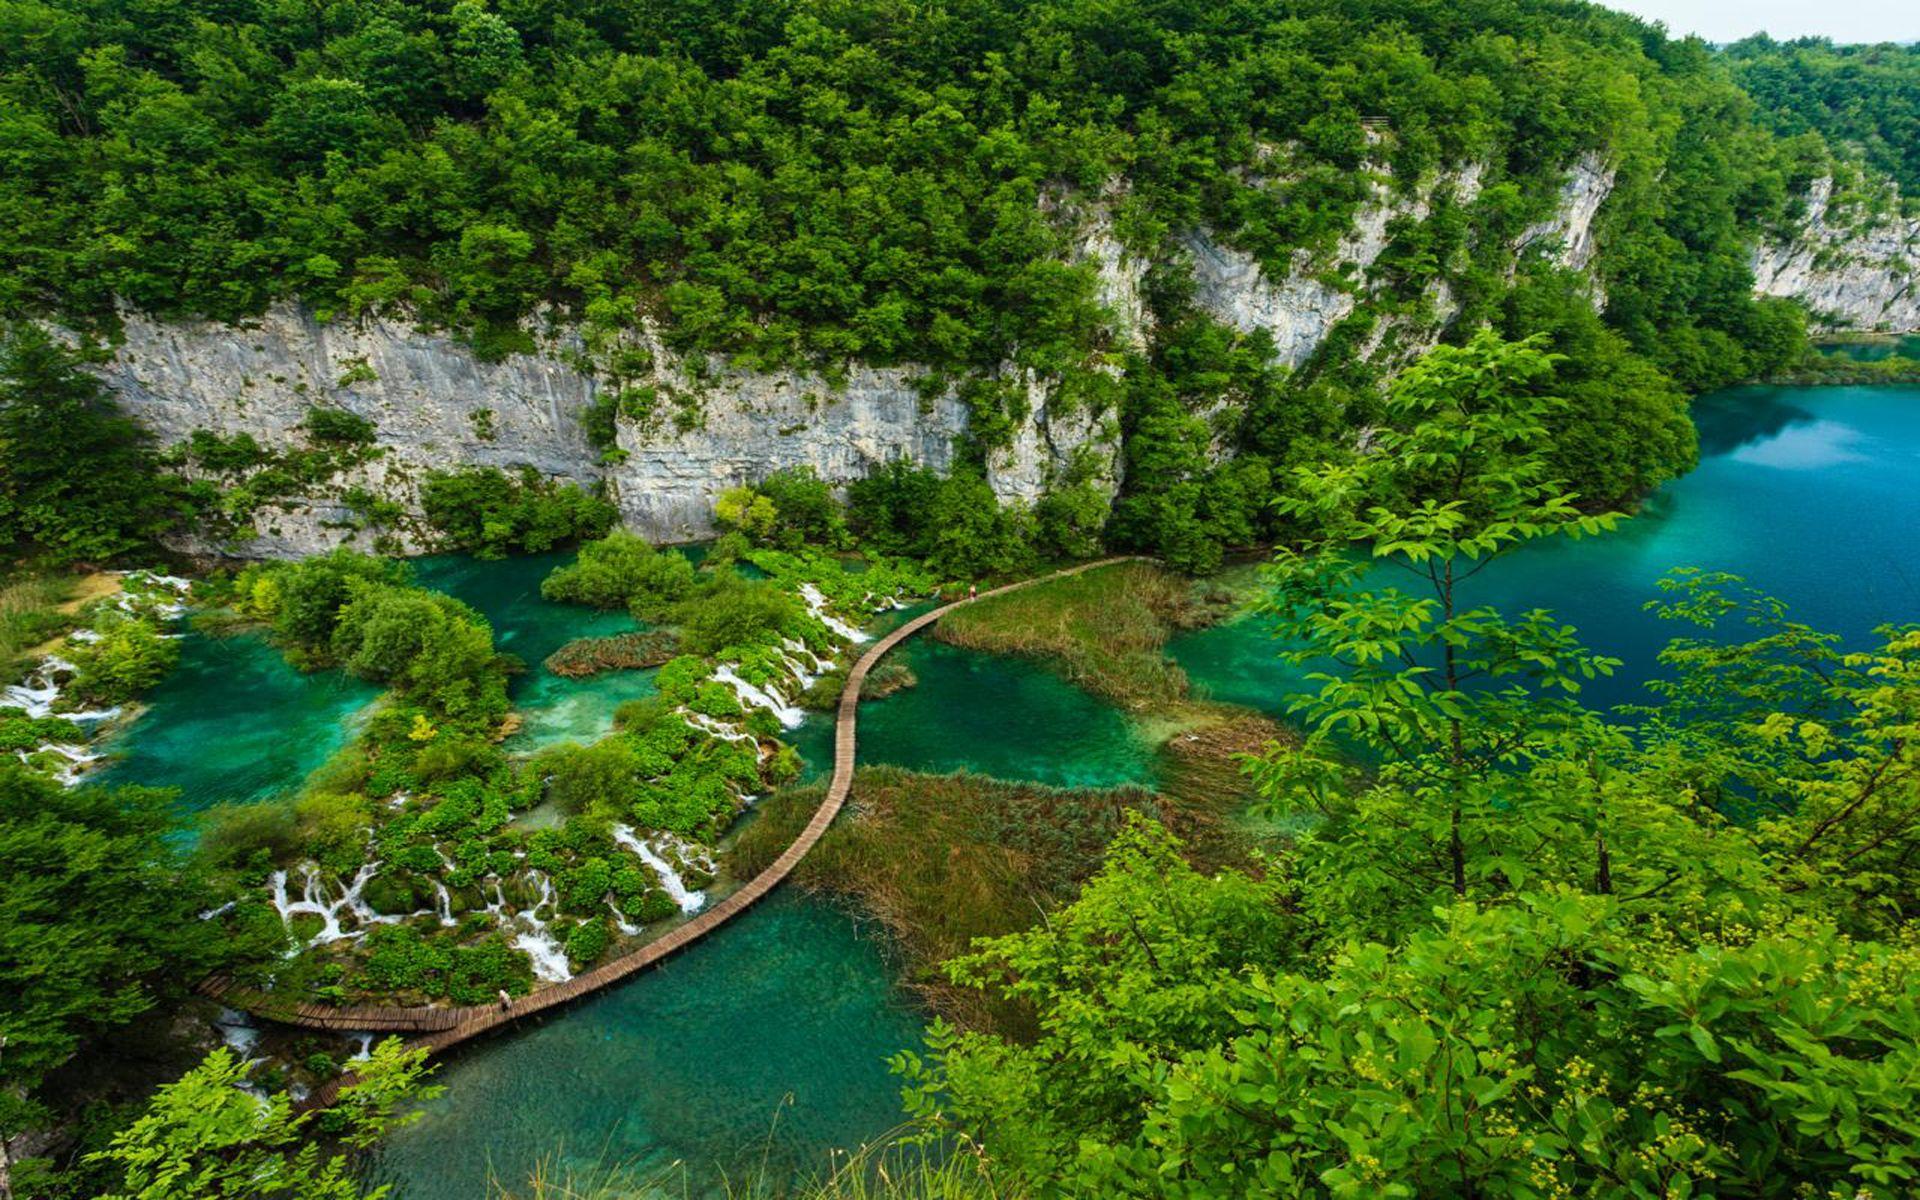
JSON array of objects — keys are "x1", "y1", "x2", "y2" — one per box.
[{"x1": 1602, "y1": 0, "x2": 1919, "y2": 44}]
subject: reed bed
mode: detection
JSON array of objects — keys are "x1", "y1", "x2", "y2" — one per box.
[
  {"x1": 933, "y1": 562, "x2": 1199, "y2": 708},
  {"x1": 727, "y1": 763, "x2": 1253, "y2": 1037},
  {"x1": 543, "y1": 630, "x2": 679, "y2": 678},
  {"x1": 0, "y1": 573, "x2": 77, "y2": 682}
]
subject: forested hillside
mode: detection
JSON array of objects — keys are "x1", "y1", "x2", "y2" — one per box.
[
  {"x1": 5, "y1": 0, "x2": 1816, "y2": 378},
  {"x1": 4, "y1": 0, "x2": 1862, "y2": 573},
  {"x1": 1725, "y1": 36, "x2": 1920, "y2": 201}
]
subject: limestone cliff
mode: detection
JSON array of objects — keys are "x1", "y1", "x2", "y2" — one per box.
[
  {"x1": 98, "y1": 306, "x2": 1123, "y2": 556},
  {"x1": 1751, "y1": 176, "x2": 1920, "y2": 333},
  {"x1": 92, "y1": 156, "x2": 1913, "y2": 561}
]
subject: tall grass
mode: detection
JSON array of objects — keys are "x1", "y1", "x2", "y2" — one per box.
[
  {"x1": 485, "y1": 1131, "x2": 1011, "y2": 1200},
  {"x1": 0, "y1": 573, "x2": 76, "y2": 682},
  {"x1": 934, "y1": 562, "x2": 1197, "y2": 707},
  {"x1": 727, "y1": 765, "x2": 1251, "y2": 1035}
]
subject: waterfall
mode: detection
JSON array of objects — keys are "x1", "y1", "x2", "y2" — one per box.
[
  {"x1": 682, "y1": 709, "x2": 760, "y2": 747},
  {"x1": 509, "y1": 872, "x2": 573, "y2": 983},
  {"x1": 433, "y1": 882, "x2": 456, "y2": 927},
  {"x1": 346, "y1": 1032, "x2": 375, "y2": 1062},
  {"x1": 800, "y1": 582, "x2": 869, "y2": 643},
  {"x1": 215, "y1": 1008, "x2": 262, "y2": 1057},
  {"x1": 612, "y1": 825, "x2": 710, "y2": 915},
  {"x1": 712, "y1": 664, "x2": 803, "y2": 728},
  {"x1": 3, "y1": 657, "x2": 73, "y2": 719},
  {"x1": 269, "y1": 862, "x2": 393, "y2": 947}
]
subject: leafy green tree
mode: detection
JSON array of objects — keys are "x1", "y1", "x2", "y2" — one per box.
[
  {"x1": 540, "y1": 530, "x2": 695, "y2": 617},
  {"x1": 1254, "y1": 330, "x2": 1624, "y2": 932},
  {"x1": 0, "y1": 768, "x2": 227, "y2": 1149},
  {"x1": 911, "y1": 846, "x2": 1920, "y2": 1198},
  {"x1": 419, "y1": 467, "x2": 614, "y2": 558},
  {"x1": 87, "y1": 1040, "x2": 438, "y2": 1200},
  {"x1": 0, "y1": 326, "x2": 178, "y2": 563}
]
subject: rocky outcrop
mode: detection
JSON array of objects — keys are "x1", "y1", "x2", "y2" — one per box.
[
  {"x1": 98, "y1": 306, "x2": 1122, "y2": 557},
  {"x1": 1184, "y1": 162, "x2": 1486, "y2": 366},
  {"x1": 1516, "y1": 151, "x2": 1614, "y2": 274},
  {"x1": 1752, "y1": 176, "x2": 1920, "y2": 332}
]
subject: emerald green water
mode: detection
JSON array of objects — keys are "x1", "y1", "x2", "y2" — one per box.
[
  {"x1": 411, "y1": 552, "x2": 666, "y2": 749},
  {"x1": 1174, "y1": 385, "x2": 1920, "y2": 713},
  {"x1": 106, "y1": 384, "x2": 1920, "y2": 1198},
  {"x1": 789, "y1": 637, "x2": 1158, "y2": 790},
  {"x1": 1820, "y1": 336, "x2": 1920, "y2": 362},
  {"x1": 369, "y1": 892, "x2": 925, "y2": 1199},
  {"x1": 92, "y1": 631, "x2": 378, "y2": 814}
]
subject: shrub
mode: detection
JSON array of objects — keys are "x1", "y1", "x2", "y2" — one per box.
[
  {"x1": 565, "y1": 917, "x2": 610, "y2": 967},
  {"x1": 539, "y1": 531, "x2": 694, "y2": 616},
  {"x1": 69, "y1": 616, "x2": 180, "y2": 705},
  {"x1": 420, "y1": 466, "x2": 615, "y2": 558},
  {"x1": 301, "y1": 406, "x2": 378, "y2": 444},
  {"x1": 671, "y1": 577, "x2": 799, "y2": 656}
]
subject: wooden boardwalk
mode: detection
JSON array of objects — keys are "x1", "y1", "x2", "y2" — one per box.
[{"x1": 208, "y1": 558, "x2": 1138, "y2": 1095}]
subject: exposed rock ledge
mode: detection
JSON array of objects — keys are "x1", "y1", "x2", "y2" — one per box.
[
  {"x1": 1752, "y1": 176, "x2": 1920, "y2": 333},
  {"x1": 95, "y1": 306, "x2": 1123, "y2": 558}
]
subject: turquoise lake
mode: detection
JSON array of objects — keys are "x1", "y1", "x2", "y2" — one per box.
[
  {"x1": 96, "y1": 382, "x2": 1920, "y2": 1197},
  {"x1": 1173, "y1": 384, "x2": 1920, "y2": 713}
]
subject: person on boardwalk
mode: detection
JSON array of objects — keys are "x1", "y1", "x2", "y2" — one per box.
[
  {"x1": 497, "y1": 988, "x2": 513, "y2": 1011},
  {"x1": 968, "y1": 582, "x2": 977, "y2": 600}
]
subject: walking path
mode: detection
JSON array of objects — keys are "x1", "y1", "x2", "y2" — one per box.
[{"x1": 206, "y1": 558, "x2": 1140, "y2": 1083}]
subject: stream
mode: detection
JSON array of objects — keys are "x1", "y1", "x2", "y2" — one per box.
[{"x1": 96, "y1": 381, "x2": 1920, "y2": 1197}]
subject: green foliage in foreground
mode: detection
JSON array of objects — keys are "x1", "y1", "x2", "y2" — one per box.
[
  {"x1": 901, "y1": 329, "x2": 1920, "y2": 1196},
  {"x1": 0, "y1": 766, "x2": 229, "y2": 1144},
  {"x1": 0, "y1": 326, "x2": 180, "y2": 564},
  {"x1": 87, "y1": 1040, "x2": 437, "y2": 1200}
]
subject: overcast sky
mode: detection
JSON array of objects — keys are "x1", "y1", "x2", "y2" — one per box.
[{"x1": 1602, "y1": 0, "x2": 1918, "y2": 44}]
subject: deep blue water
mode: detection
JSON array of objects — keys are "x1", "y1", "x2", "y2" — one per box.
[{"x1": 1174, "y1": 385, "x2": 1920, "y2": 713}]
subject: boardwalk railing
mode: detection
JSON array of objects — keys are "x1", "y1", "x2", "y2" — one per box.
[{"x1": 208, "y1": 557, "x2": 1140, "y2": 1097}]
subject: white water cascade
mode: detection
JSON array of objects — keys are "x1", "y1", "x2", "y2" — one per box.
[
  {"x1": 508, "y1": 872, "x2": 573, "y2": 984},
  {"x1": 712, "y1": 664, "x2": 804, "y2": 728},
  {"x1": 800, "y1": 582, "x2": 870, "y2": 642},
  {"x1": 612, "y1": 825, "x2": 711, "y2": 915},
  {"x1": 269, "y1": 862, "x2": 398, "y2": 947}
]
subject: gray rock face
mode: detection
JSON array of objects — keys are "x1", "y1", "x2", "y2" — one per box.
[
  {"x1": 1752, "y1": 177, "x2": 1920, "y2": 332},
  {"x1": 94, "y1": 162, "x2": 1917, "y2": 562},
  {"x1": 98, "y1": 305, "x2": 1121, "y2": 558},
  {"x1": 1516, "y1": 151, "x2": 1614, "y2": 274},
  {"x1": 1184, "y1": 163, "x2": 1486, "y2": 366}
]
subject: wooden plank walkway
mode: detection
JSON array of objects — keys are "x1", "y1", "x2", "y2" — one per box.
[{"x1": 209, "y1": 558, "x2": 1140, "y2": 1103}]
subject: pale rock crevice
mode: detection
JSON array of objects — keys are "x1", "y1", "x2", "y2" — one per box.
[
  {"x1": 1751, "y1": 176, "x2": 1920, "y2": 333},
  {"x1": 1184, "y1": 161, "x2": 1487, "y2": 367}
]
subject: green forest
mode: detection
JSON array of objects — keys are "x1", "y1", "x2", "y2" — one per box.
[{"x1": 2, "y1": 0, "x2": 1920, "y2": 1196}]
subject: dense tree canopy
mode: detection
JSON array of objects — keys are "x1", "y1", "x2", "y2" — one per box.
[
  {"x1": 0, "y1": 326, "x2": 180, "y2": 563},
  {"x1": 0, "y1": 768, "x2": 229, "y2": 1144},
  {"x1": 1726, "y1": 37, "x2": 1920, "y2": 200},
  {"x1": 0, "y1": 0, "x2": 1831, "y2": 383}
]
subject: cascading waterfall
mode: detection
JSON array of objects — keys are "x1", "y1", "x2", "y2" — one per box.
[
  {"x1": 270, "y1": 862, "x2": 397, "y2": 947},
  {"x1": 433, "y1": 882, "x2": 456, "y2": 927},
  {"x1": 712, "y1": 664, "x2": 804, "y2": 728},
  {"x1": 800, "y1": 582, "x2": 870, "y2": 642},
  {"x1": 215, "y1": 1008, "x2": 262, "y2": 1057},
  {"x1": 682, "y1": 709, "x2": 761, "y2": 748},
  {"x1": 3, "y1": 657, "x2": 75, "y2": 719},
  {"x1": 612, "y1": 825, "x2": 710, "y2": 915},
  {"x1": 509, "y1": 872, "x2": 573, "y2": 984}
]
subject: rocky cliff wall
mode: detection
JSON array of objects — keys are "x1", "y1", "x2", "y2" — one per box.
[
  {"x1": 98, "y1": 307, "x2": 1123, "y2": 556},
  {"x1": 1751, "y1": 176, "x2": 1920, "y2": 333},
  {"x1": 94, "y1": 157, "x2": 1914, "y2": 560}
]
